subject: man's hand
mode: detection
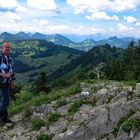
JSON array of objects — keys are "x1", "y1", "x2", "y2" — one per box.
[{"x1": 11, "y1": 83, "x2": 15, "y2": 89}]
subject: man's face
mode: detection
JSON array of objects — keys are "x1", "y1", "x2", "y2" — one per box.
[{"x1": 2, "y1": 42, "x2": 11, "y2": 55}]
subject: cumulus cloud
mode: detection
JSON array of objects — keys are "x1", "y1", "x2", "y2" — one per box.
[
  {"x1": 27, "y1": 0, "x2": 57, "y2": 11},
  {"x1": 118, "y1": 23, "x2": 128, "y2": 31},
  {"x1": 67, "y1": 0, "x2": 140, "y2": 13},
  {"x1": 0, "y1": 12, "x2": 22, "y2": 22},
  {"x1": 0, "y1": 16, "x2": 104, "y2": 35},
  {"x1": 136, "y1": 22, "x2": 140, "y2": 26},
  {"x1": 67, "y1": 0, "x2": 110, "y2": 14},
  {"x1": 124, "y1": 16, "x2": 137, "y2": 23},
  {"x1": 0, "y1": 0, "x2": 17, "y2": 12},
  {"x1": 67, "y1": 0, "x2": 140, "y2": 21},
  {"x1": 16, "y1": 6, "x2": 27, "y2": 13},
  {"x1": 0, "y1": 0, "x2": 27, "y2": 13},
  {"x1": 111, "y1": 0, "x2": 140, "y2": 12},
  {"x1": 33, "y1": 19, "x2": 49, "y2": 27},
  {"x1": 117, "y1": 23, "x2": 140, "y2": 37},
  {"x1": 70, "y1": 25, "x2": 104, "y2": 35},
  {"x1": 0, "y1": 0, "x2": 18, "y2": 8},
  {"x1": 86, "y1": 11, "x2": 119, "y2": 21},
  {"x1": 35, "y1": 24, "x2": 104, "y2": 35}
]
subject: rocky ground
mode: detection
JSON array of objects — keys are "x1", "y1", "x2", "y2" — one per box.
[{"x1": 0, "y1": 81, "x2": 140, "y2": 140}]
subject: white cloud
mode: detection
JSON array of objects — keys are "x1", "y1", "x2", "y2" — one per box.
[
  {"x1": 16, "y1": 5, "x2": 27, "y2": 13},
  {"x1": 111, "y1": 0, "x2": 139, "y2": 12},
  {"x1": 67, "y1": 0, "x2": 140, "y2": 21},
  {"x1": 0, "y1": 12, "x2": 22, "y2": 22},
  {"x1": 0, "y1": 0, "x2": 27, "y2": 13},
  {"x1": 27, "y1": 0, "x2": 56, "y2": 11},
  {"x1": 118, "y1": 23, "x2": 127, "y2": 31},
  {"x1": 71, "y1": 26, "x2": 104, "y2": 35},
  {"x1": 67, "y1": 0, "x2": 140, "y2": 13},
  {"x1": 86, "y1": 11, "x2": 119, "y2": 21},
  {"x1": 37, "y1": 24, "x2": 103, "y2": 35},
  {"x1": 0, "y1": 22, "x2": 22, "y2": 32},
  {"x1": 67, "y1": 0, "x2": 110, "y2": 13},
  {"x1": 124, "y1": 16, "x2": 137, "y2": 23},
  {"x1": 117, "y1": 23, "x2": 140, "y2": 37},
  {"x1": 0, "y1": 17, "x2": 104, "y2": 35},
  {"x1": 0, "y1": 18, "x2": 139, "y2": 37},
  {"x1": 136, "y1": 22, "x2": 140, "y2": 26},
  {"x1": 33, "y1": 19, "x2": 49, "y2": 26},
  {"x1": 0, "y1": 0, "x2": 18, "y2": 8},
  {"x1": 110, "y1": 27, "x2": 115, "y2": 31}
]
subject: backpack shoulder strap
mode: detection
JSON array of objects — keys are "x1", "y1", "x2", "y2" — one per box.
[{"x1": 8, "y1": 56, "x2": 13, "y2": 65}]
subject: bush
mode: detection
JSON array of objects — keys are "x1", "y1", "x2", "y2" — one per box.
[
  {"x1": 13, "y1": 90, "x2": 33, "y2": 105},
  {"x1": 36, "y1": 133, "x2": 51, "y2": 140},
  {"x1": 11, "y1": 84, "x2": 22, "y2": 101},
  {"x1": 64, "y1": 83, "x2": 80, "y2": 96},
  {"x1": 47, "y1": 112, "x2": 61, "y2": 125},
  {"x1": 89, "y1": 71, "x2": 97, "y2": 79},
  {"x1": 68, "y1": 99, "x2": 90, "y2": 114},
  {"x1": 122, "y1": 118, "x2": 140, "y2": 133},
  {"x1": 123, "y1": 80, "x2": 136, "y2": 88},
  {"x1": 33, "y1": 72, "x2": 50, "y2": 94},
  {"x1": 32, "y1": 119, "x2": 46, "y2": 130},
  {"x1": 56, "y1": 99, "x2": 67, "y2": 107}
]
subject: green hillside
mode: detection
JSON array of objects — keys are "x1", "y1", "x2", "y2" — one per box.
[
  {"x1": 1, "y1": 39, "x2": 84, "y2": 85},
  {"x1": 47, "y1": 44, "x2": 123, "y2": 85}
]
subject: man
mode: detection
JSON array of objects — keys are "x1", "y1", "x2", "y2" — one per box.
[{"x1": 0, "y1": 42, "x2": 15, "y2": 124}]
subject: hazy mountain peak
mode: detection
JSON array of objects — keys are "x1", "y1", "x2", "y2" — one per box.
[
  {"x1": 108, "y1": 36, "x2": 119, "y2": 40},
  {"x1": 15, "y1": 32, "x2": 30, "y2": 39},
  {"x1": 82, "y1": 39, "x2": 95, "y2": 43},
  {"x1": 1, "y1": 32, "x2": 12, "y2": 36}
]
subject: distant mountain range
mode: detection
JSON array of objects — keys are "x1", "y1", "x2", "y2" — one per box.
[
  {"x1": 63, "y1": 33, "x2": 107, "y2": 42},
  {"x1": 0, "y1": 32, "x2": 139, "y2": 51}
]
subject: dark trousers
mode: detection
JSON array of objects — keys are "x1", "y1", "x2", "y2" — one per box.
[{"x1": 0, "y1": 87, "x2": 11, "y2": 120}]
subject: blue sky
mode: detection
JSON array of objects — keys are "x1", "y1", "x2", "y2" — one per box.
[{"x1": 0, "y1": 0, "x2": 140, "y2": 37}]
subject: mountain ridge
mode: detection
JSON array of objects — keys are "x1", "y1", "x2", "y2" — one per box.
[{"x1": 0, "y1": 32, "x2": 138, "y2": 51}]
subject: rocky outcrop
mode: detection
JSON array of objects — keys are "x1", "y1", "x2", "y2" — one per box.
[{"x1": 0, "y1": 81, "x2": 140, "y2": 140}]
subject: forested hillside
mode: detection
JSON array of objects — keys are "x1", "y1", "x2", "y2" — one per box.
[
  {"x1": 104, "y1": 40, "x2": 140, "y2": 81},
  {"x1": 47, "y1": 44, "x2": 123, "y2": 85}
]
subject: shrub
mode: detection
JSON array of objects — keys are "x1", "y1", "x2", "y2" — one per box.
[
  {"x1": 36, "y1": 133, "x2": 51, "y2": 140},
  {"x1": 14, "y1": 90, "x2": 33, "y2": 105},
  {"x1": 47, "y1": 112, "x2": 61, "y2": 125},
  {"x1": 64, "y1": 83, "x2": 80, "y2": 96},
  {"x1": 68, "y1": 99, "x2": 90, "y2": 114},
  {"x1": 56, "y1": 99, "x2": 67, "y2": 107},
  {"x1": 122, "y1": 118, "x2": 140, "y2": 133},
  {"x1": 32, "y1": 119, "x2": 46, "y2": 130}
]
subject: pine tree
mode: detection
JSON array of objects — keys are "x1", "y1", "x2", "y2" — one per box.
[{"x1": 34, "y1": 72, "x2": 50, "y2": 93}]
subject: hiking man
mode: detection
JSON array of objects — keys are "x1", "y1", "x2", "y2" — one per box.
[{"x1": 0, "y1": 42, "x2": 15, "y2": 123}]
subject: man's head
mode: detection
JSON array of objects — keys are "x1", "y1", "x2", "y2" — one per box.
[{"x1": 2, "y1": 42, "x2": 11, "y2": 55}]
